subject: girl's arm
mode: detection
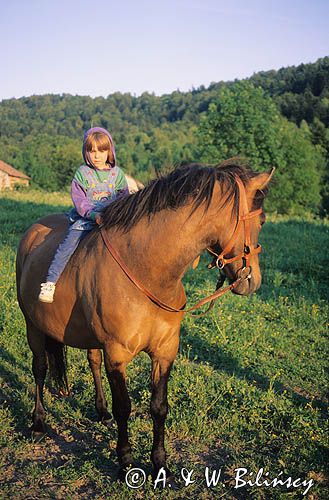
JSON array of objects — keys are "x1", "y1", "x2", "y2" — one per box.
[{"x1": 71, "y1": 180, "x2": 97, "y2": 220}]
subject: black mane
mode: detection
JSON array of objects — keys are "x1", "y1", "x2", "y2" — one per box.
[{"x1": 102, "y1": 159, "x2": 264, "y2": 232}]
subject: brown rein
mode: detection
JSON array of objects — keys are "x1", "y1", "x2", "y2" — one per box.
[{"x1": 100, "y1": 176, "x2": 262, "y2": 315}]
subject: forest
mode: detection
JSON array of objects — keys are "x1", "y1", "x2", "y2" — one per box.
[{"x1": 0, "y1": 56, "x2": 328, "y2": 215}]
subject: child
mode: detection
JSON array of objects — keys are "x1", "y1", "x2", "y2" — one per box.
[{"x1": 38, "y1": 127, "x2": 129, "y2": 303}]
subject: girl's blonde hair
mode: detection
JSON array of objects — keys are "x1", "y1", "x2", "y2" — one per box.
[{"x1": 84, "y1": 132, "x2": 114, "y2": 165}]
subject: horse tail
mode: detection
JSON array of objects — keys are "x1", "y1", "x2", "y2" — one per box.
[{"x1": 45, "y1": 336, "x2": 69, "y2": 395}]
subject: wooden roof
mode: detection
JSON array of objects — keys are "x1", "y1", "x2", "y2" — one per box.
[{"x1": 0, "y1": 160, "x2": 30, "y2": 179}]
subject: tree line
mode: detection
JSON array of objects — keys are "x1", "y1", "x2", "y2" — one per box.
[{"x1": 0, "y1": 57, "x2": 328, "y2": 215}]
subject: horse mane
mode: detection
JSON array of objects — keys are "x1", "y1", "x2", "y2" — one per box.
[{"x1": 102, "y1": 158, "x2": 266, "y2": 232}]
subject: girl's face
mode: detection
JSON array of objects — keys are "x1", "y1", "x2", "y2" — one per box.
[{"x1": 89, "y1": 143, "x2": 109, "y2": 169}]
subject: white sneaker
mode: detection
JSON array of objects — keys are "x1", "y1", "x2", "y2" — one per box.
[{"x1": 38, "y1": 282, "x2": 56, "y2": 303}]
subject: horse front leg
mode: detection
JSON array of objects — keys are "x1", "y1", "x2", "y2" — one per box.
[
  {"x1": 150, "y1": 356, "x2": 174, "y2": 478},
  {"x1": 103, "y1": 348, "x2": 134, "y2": 479},
  {"x1": 87, "y1": 349, "x2": 112, "y2": 424}
]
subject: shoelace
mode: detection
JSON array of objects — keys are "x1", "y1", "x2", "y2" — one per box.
[{"x1": 41, "y1": 283, "x2": 54, "y2": 291}]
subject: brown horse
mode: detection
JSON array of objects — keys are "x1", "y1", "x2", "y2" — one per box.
[{"x1": 16, "y1": 160, "x2": 273, "y2": 480}]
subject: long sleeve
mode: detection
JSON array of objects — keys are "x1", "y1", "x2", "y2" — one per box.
[
  {"x1": 117, "y1": 184, "x2": 130, "y2": 198},
  {"x1": 71, "y1": 180, "x2": 95, "y2": 219}
]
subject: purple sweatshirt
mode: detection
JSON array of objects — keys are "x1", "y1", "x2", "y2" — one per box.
[{"x1": 71, "y1": 127, "x2": 129, "y2": 221}]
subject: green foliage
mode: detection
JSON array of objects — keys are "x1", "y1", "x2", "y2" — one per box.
[
  {"x1": 197, "y1": 81, "x2": 285, "y2": 167},
  {"x1": 197, "y1": 81, "x2": 325, "y2": 214},
  {"x1": 250, "y1": 57, "x2": 329, "y2": 126},
  {"x1": 272, "y1": 120, "x2": 324, "y2": 214},
  {"x1": 0, "y1": 57, "x2": 328, "y2": 214},
  {"x1": 1, "y1": 134, "x2": 82, "y2": 190}
]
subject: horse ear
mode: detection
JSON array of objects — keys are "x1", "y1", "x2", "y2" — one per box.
[{"x1": 249, "y1": 167, "x2": 275, "y2": 191}]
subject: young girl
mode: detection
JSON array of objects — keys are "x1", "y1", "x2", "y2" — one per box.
[{"x1": 39, "y1": 127, "x2": 129, "y2": 303}]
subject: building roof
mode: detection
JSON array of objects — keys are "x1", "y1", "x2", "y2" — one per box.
[{"x1": 0, "y1": 160, "x2": 30, "y2": 179}]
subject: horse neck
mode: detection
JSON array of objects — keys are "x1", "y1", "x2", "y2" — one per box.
[{"x1": 110, "y1": 187, "x2": 229, "y2": 289}]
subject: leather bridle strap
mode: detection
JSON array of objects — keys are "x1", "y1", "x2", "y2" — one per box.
[
  {"x1": 208, "y1": 177, "x2": 262, "y2": 270},
  {"x1": 100, "y1": 227, "x2": 184, "y2": 312},
  {"x1": 100, "y1": 227, "x2": 246, "y2": 314}
]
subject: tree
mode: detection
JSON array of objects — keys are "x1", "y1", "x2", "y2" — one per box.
[
  {"x1": 270, "y1": 120, "x2": 323, "y2": 214},
  {"x1": 197, "y1": 81, "x2": 324, "y2": 214},
  {"x1": 197, "y1": 81, "x2": 285, "y2": 169}
]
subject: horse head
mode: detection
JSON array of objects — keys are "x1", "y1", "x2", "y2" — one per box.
[{"x1": 208, "y1": 168, "x2": 275, "y2": 296}]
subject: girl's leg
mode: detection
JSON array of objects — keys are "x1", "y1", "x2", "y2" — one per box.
[{"x1": 46, "y1": 229, "x2": 89, "y2": 284}]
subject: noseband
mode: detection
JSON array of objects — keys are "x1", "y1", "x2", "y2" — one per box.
[
  {"x1": 207, "y1": 176, "x2": 262, "y2": 275},
  {"x1": 100, "y1": 176, "x2": 263, "y2": 315}
]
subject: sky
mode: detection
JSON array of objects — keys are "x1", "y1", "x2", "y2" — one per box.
[{"x1": 1, "y1": 0, "x2": 328, "y2": 100}]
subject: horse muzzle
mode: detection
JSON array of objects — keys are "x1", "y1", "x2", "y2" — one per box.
[{"x1": 231, "y1": 266, "x2": 261, "y2": 295}]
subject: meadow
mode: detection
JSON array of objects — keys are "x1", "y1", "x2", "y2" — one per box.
[{"x1": 0, "y1": 189, "x2": 328, "y2": 499}]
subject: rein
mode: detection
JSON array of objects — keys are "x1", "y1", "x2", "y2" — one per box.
[{"x1": 100, "y1": 176, "x2": 262, "y2": 316}]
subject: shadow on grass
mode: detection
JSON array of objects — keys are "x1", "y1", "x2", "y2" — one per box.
[
  {"x1": 179, "y1": 325, "x2": 327, "y2": 415},
  {"x1": 0, "y1": 346, "x2": 32, "y2": 436},
  {"x1": 0, "y1": 345, "x2": 120, "y2": 479},
  {"x1": 179, "y1": 219, "x2": 328, "y2": 413}
]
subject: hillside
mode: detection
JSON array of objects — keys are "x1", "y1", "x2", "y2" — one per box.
[
  {"x1": 1, "y1": 57, "x2": 328, "y2": 136},
  {"x1": 0, "y1": 57, "x2": 328, "y2": 213}
]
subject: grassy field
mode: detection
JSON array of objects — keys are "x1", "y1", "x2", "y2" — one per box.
[{"x1": 0, "y1": 189, "x2": 328, "y2": 499}]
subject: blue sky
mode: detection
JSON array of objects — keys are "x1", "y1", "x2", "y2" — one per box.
[{"x1": 1, "y1": 0, "x2": 328, "y2": 100}]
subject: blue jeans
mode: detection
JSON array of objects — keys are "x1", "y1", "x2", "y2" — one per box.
[{"x1": 47, "y1": 228, "x2": 91, "y2": 283}]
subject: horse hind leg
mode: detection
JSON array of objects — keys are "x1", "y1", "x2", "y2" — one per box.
[
  {"x1": 44, "y1": 336, "x2": 69, "y2": 396},
  {"x1": 27, "y1": 322, "x2": 69, "y2": 438},
  {"x1": 87, "y1": 349, "x2": 112, "y2": 424},
  {"x1": 26, "y1": 322, "x2": 48, "y2": 438}
]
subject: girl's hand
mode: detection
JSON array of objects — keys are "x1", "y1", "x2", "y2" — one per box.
[{"x1": 95, "y1": 214, "x2": 102, "y2": 225}]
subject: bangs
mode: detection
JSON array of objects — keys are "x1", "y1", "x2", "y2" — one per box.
[{"x1": 85, "y1": 132, "x2": 112, "y2": 152}]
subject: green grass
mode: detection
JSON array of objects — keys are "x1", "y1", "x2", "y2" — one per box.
[{"x1": 0, "y1": 189, "x2": 328, "y2": 499}]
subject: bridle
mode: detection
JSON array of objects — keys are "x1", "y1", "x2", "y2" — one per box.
[
  {"x1": 100, "y1": 176, "x2": 263, "y2": 315},
  {"x1": 206, "y1": 176, "x2": 262, "y2": 274}
]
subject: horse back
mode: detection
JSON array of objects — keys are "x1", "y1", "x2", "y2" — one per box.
[{"x1": 17, "y1": 213, "x2": 69, "y2": 273}]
